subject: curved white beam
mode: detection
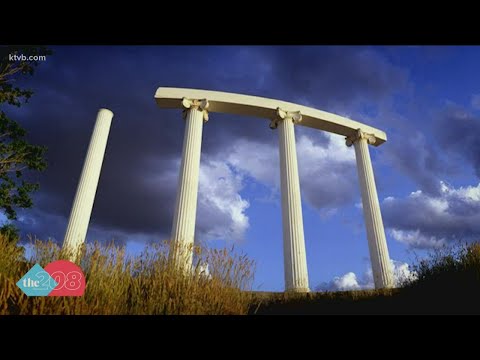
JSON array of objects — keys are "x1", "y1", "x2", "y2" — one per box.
[{"x1": 155, "y1": 87, "x2": 387, "y2": 146}]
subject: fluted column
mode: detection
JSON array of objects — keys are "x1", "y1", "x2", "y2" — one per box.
[
  {"x1": 170, "y1": 98, "x2": 209, "y2": 271},
  {"x1": 271, "y1": 108, "x2": 310, "y2": 292},
  {"x1": 346, "y1": 129, "x2": 393, "y2": 289},
  {"x1": 62, "y1": 108, "x2": 114, "y2": 261}
]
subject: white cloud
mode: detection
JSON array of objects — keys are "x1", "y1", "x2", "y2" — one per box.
[
  {"x1": 150, "y1": 129, "x2": 356, "y2": 243},
  {"x1": 197, "y1": 159, "x2": 250, "y2": 242},
  {"x1": 316, "y1": 259, "x2": 416, "y2": 291},
  {"x1": 471, "y1": 93, "x2": 480, "y2": 110},
  {"x1": 226, "y1": 138, "x2": 279, "y2": 187},
  {"x1": 297, "y1": 132, "x2": 355, "y2": 165},
  {"x1": 225, "y1": 132, "x2": 358, "y2": 210},
  {"x1": 328, "y1": 272, "x2": 362, "y2": 291},
  {"x1": 132, "y1": 131, "x2": 358, "y2": 240},
  {"x1": 391, "y1": 259, "x2": 416, "y2": 286},
  {"x1": 147, "y1": 130, "x2": 357, "y2": 243},
  {"x1": 389, "y1": 229, "x2": 446, "y2": 249},
  {"x1": 383, "y1": 181, "x2": 480, "y2": 249},
  {"x1": 175, "y1": 130, "x2": 357, "y2": 242},
  {"x1": 149, "y1": 157, "x2": 250, "y2": 243}
]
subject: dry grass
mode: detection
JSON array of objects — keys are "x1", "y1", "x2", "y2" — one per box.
[
  {"x1": 0, "y1": 235, "x2": 255, "y2": 315},
  {"x1": 3, "y1": 233, "x2": 480, "y2": 315}
]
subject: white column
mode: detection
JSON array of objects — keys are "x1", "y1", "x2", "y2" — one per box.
[
  {"x1": 271, "y1": 108, "x2": 310, "y2": 292},
  {"x1": 170, "y1": 98, "x2": 209, "y2": 270},
  {"x1": 62, "y1": 108, "x2": 113, "y2": 260},
  {"x1": 346, "y1": 129, "x2": 394, "y2": 289}
]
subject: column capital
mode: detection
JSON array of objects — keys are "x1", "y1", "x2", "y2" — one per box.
[
  {"x1": 346, "y1": 128, "x2": 376, "y2": 147},
  {"x1": 270, "y1": 107, "x2": 302, "y2": 129},
  {"x1": 181, "y1": 97, "x2": 209, "y2": 122}
]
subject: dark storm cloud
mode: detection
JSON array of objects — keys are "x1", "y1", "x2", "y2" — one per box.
[
  {"x1": 378, "y1": 104, "x2": 480, "y2": 250},
  {"x1": 17, "y1": 207, "x2": 135, "y2": 246},
  {"x1": 435, "y1": 105, "x2": 480, "y2": 179},
  {"x1": 300, "y1": 160, "x2": 358, "y2": 209},
  {"x1": 382, "y1": 182, "x2": 480, "y2": 249},
  {"x1": 262, "y1": 46, "x2": 409, "y2": 110},
  {"x1": 295, "y1": 130, "x2": 359, "y2": 209},
  {"x1": 6, "y1": 46, "x2": 409, "y2": 242},
  {"x1": 380, "y1": 129, "x2": 446, "y2": 195}
]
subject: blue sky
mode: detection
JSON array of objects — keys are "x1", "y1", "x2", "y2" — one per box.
[{"x1": 4, "y1": 46, "x2": 480, "y2": 292}]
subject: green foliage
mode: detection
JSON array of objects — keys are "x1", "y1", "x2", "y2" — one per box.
[
  {"x1": 0, "y1": 223, "x2": 20, "y2": 244},
  {"x1": 252, "y1": 242, "x2": 480, "y2": 314},
  {"x1": 0, "y1": 46, "x2": 50, "y2": 221},
  {"x1": 406, "y1": 242, "x2": 480, "y2": 293},
  {"x1": 0, "y1": 46, "x2": 52, "y2": 106}
]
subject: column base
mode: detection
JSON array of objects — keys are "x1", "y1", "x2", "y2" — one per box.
[
  {"x1": 285, "y1": 287, "x2": 310, "y2": 293},
  {"x1": 375, "y1": 283, "x2": 394, "y2": 290}
]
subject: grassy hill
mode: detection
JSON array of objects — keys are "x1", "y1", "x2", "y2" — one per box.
[
  {"x1": 251, "y1": 243, "x2": 480, "y2": 314},
  {"x1": 1, "y1": 234, "x2": 479, "y2": 315}
]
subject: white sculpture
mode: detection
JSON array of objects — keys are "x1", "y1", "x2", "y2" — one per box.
[
  {"x1": 155, "y1": 87, "x2": 394, "y2": 291},
  {"x1": 62, "y1": 108, "x2": 113, "y2": 260},
  {"x1": 169, "y1": 98, "x2": 209, "y2": 270},
  {"x1": 61, "y1": 88, "x2": 394, "y2": 292}
]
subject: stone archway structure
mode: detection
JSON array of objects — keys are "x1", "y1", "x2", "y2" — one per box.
[
  {"x1": 61, "y1": 88, "x2": 393, "y2": 292},
  {"x1": 155, "y1": 87, "x2": 394, "y2": 292}
]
